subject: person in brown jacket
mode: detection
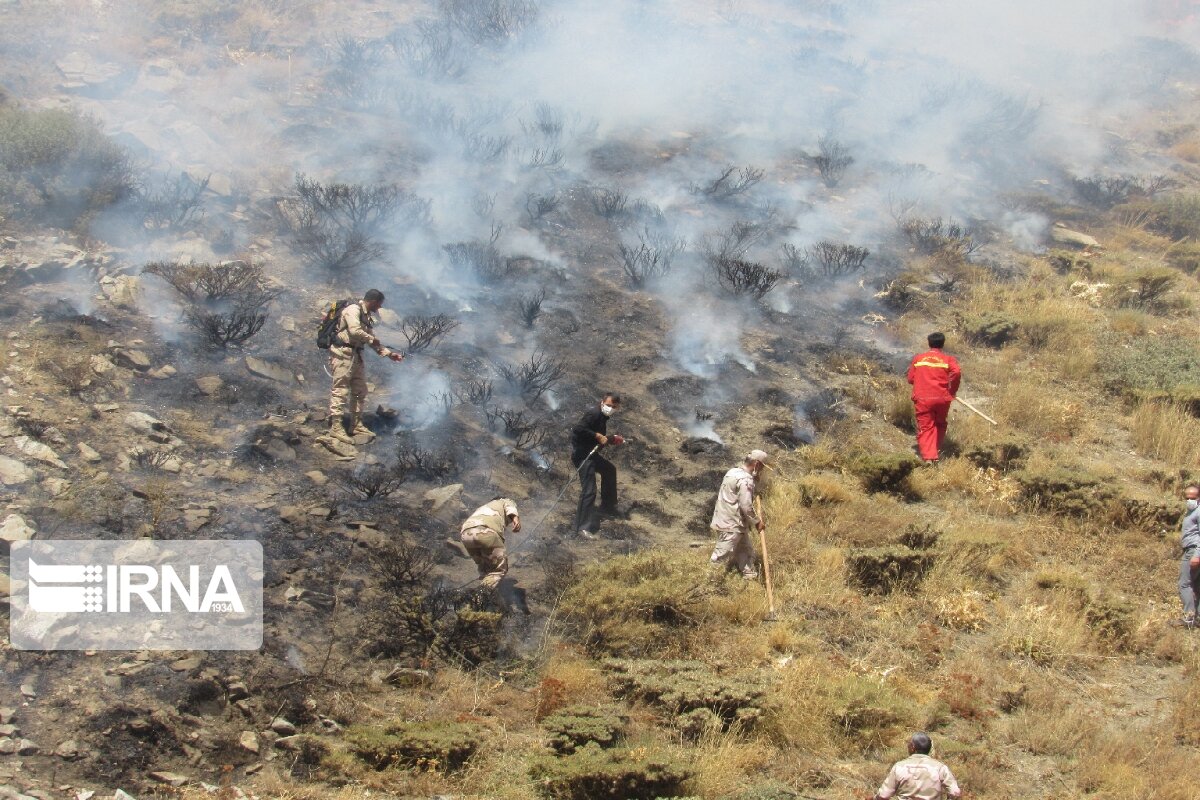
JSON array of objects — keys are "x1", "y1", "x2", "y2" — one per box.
[
  {"x1": 327, "y1": 289, "x2": 403, "y2": 443},
  {"x1": 459, "y1": 497, "x2": 521, "y2": 588}
]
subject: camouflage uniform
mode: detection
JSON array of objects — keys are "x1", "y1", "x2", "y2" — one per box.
[
  {"x1": 876, "y1": 754, "x2": 961, "y2": 800},
  {"x1": 709, "y1": 466, "x2": 761, "y2": 578},
  {"x1": 460, "y1": 498, "x2": 519, "y2": 588},
  {"x1": 328, "y1": 302, "x2": 393, "y2": 434}
]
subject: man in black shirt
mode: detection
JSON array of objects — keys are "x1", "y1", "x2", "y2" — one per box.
[{"x1": 570, "y1": 392, "x2": 625, "y2": 537}]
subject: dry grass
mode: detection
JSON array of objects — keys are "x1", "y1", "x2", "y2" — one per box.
[{"x1": 1131, "y1": 400, "x2": 1200, "y2": 466}]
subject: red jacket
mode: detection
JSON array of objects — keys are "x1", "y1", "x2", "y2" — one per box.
[{"x1": 907, "y1": 348, "x2": 961, "y2": 402}]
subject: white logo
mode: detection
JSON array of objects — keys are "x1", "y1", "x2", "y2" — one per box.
[{"x1": 28, "y1": 560, "x2": 244, "y2": 614}]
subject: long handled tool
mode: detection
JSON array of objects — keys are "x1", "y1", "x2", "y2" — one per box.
[
  {"x1": 955, "y1": 396, "x2": 998, "y2": 426},
  {"x1": 754, "y1": 495, "x2": 777, "y2": 622}
]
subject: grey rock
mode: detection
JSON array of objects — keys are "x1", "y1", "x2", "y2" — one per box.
[
  {"x1": 147, "y1": 771, "x2": 188, "y2": 787},
  {"x1": 77, "y1": 443, "x2": 102, "y2": 463},
  {"x1": 0, "y1": 456, "x2": 31, "y2": 486},
  {"x1": 54, "y1": 739, "x2": 79, "y2": 759},
  {"x1": 424, "y1": 484, "x2": 463, "y2": 511},
  {"x1": 195, "y1": 376, "x2": 223, "y2": 396},
  {"x1": 98, "y1": 275, "x2": 139, "y2": 307},
  {"x1": 1050, "y1": 222, "x2": 1101, "y2": 249},
  {"x1": 245, "y1": 356, "x2": 294, "y2": 384},
  {"x1": 305, "y1": 470, "x2": 327, "y2": 486},
  {"x1": 0, "y1": 709, "x2": 14, "y2": 725},
  {"x1": 124, "y1": 412, "x2": 169, "y2": 436},
  {"x1": 0, "y1": 739, "x2": 16, "y2": 755},
  {"x1": 0, "y1": 784, "x2": 38, "y2": 800},
  {"x1": 0, "y1": 725, "x2": 17, "y2": 737},
  {"x1": 114, "y1": 792, "x2": 137, "y2": 800},
  {"x1": 56, "y1": 51, "x2": 125, "y2": 90},
  {"x1": 0, "y1": 515, "x2": 35, "y2": 543},
  {"x1": 14, "y1": 739, "x2": 38, "y2": 756},
  {"x1": 89, "y1": 354, "x2": 115, "y2": 375},
  {"x1": 238, "y1": 730, "x2": 259, "y2": 754},
  {"x1": 112, "y1": 349, "x2": 151, "y2": 371},
  {"x1": 12, "y1": 437, "x2": 65, "y2": 468},
  {"x1": 270, "y1": 718, "x2": 296, "y2": 736}
]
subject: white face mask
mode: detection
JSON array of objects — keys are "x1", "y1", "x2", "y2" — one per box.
[
  {"x1": 600, "y1": 403, "x2": 614, "y2": 417},
  {"x1": 1188, "y1": 499, "x2": 1199, "y2": 512}
]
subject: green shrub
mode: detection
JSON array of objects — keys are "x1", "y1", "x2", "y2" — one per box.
[
  {"x1": 1166, "y1": 242, "x2": 1200, "y2": 275},
  {"x1": 846, "y1": 547, "x2": 934, "y2": 594},
  {"x1": 849, "y1": 453, "x2": 922, "y2": 493},
  {"x1": 1101, "y1": 336, "x2": 1200, "y2": 394},
  {"x1": 542, "y1": 706, "x2": 627, "y2": 754},
  {"x1": 1111, "y1": 495, "x2": 1179, "y2": 534},
  {"x1": 604, "y1": 659, "x2": 773, "y2": 730},
  {"x1": 1145, "y1": 194, "x2": 1200, "y2": 240},
  {"x1": 0, "y1": 106, "x2": 133, "y2": 228},
  {"x1": 1085, "y1": 591, "x2": 1134, "y2": 651},
  {"x1": 529, "y1": 742, "x2": 692, "y2": 800},
  {"x1": 1012, "y1": 467, "x2": 1116, "y2": 517},
  {"x1": 345, "y1": 721, "x2": 482, "y2": 772},
  {"x1": 964, "y1": 437, "x2": 1027, "y2": 471},
  {"x1": 561, "y1": 552, "x2": 719, "y2": 656},
  {"x1": 1109, "y1": 267, "x2": 1178, "y2": 313},
  {"x1": 828, "y1": 672, "x2": 913, "y2": 750},
  {"x1": 962, "y1": 311, "x2": 1020, "y2": 347}
]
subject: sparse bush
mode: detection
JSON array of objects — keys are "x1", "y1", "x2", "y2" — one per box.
[
  {"x1": 145, "y1": 259, "x2": 277, "y2": 349},
  {"x1": 812, "y1": 135, "x2": 853, "y2": 187},
  {"x1": 1013, "y1": 467, "x2": 1115, "y2": 517},
  {"x1": 495, "y1": 350, "x2": 566, "y2": 401},
  {"x1": 713, "y1": 256, "x2": 783, "y2": 299},
  {"x1": 964, "y1": 437, "x2": 1027, "y2": 471},
  {"x1": 439, "y1": 0, "x2": 539, "y2": 45},
  {"x1": 590, "y1": 187, "x2": 628, "y2": 219},
  {"x1": 1124, "y1": 193, "x2": 1200, "y2": 240},
  {"x1": 525, "y1": 191, "x2": 559, "y2": 224},
  {"x1": 400, "y1": 313, "x2": 459, "y2": 353},
  {"x1": 486, "y1": 406, "x2": 547, "y2": 449},
  {"x1": 457, "y1": 376, "x2": 494, "y2": 406},
  {"x1": 849, "y1": 453, "x2": 921, "y2": 493},
  {"x1": 183, "y1": 295, "x2": 274, "y2": 348},
  {"x1": 528, "y1": 742, "x2": 691, "y2": 800},
  {"x1": 53, "y1": 354, "x2": 96, "y2": 396},
  {"x1": 525, "y1": 146, "x2": 564, "y2": 170},
  {"x1": 346, "y1": 721, "x2": 481, "y2": 772},
  {"x1": 143, "y1": 260, "x2": 266, "y2": 302},
  {"x1": 338, "y1": 463, "x2": 407, "y2": 499},
  {"x1": 325, "y1": 34, "x2": 388, "y2": 108},
  {"x1": 518, "y1": 288, "x2": 547, "y2": 328},
  {"x1": 846, "y1": 547, "x2": 934, "y2": 594},
  {"x1": 962, "y1": 311, "x2": 1019, "y2": 347},
  {"x1": 696, "y1": 164, "x2": 764, "y2": 201},
  {"x1": 1071, "y1": 174, "x2": 1171, "y2": 209},
  {"x1": 618, "y1": 228, "x2": 685, "y2": 288},
  {"x1": 792, "y1": 240, "x2": 870, "y2": 280},
  {"x1": 0, "y1": 106, "x2": 134, "y2": 228},
  {"x1": 136, "y1": 171, "x2": 208, "y2": 230},
  {"x1": 1109, "y1": 267, "x2": 1178, "y2": 313},
  {"x1": 395, "y1": 442, "x2": 459, "y2": 480},
  {"x1": 898, "y1": 216, "x2": 983, "y2": 257},
  {"x1": 378, "y1": 537, "x2": 437, "y2": 590},
  {"x1": 542, "y1": 706, "x2": 626, "y2": 754},
  {"x1": 391, "y1": 21, "x2": 466, "y2": 80},
  {"x1": 1102, "y1": 336, "x2": 1200, "y2": 394},
  {"x1": 605, "y1": 658, "x2": 773, "y2": 730},
  {"x1": 444, "y1": 238, "x2": 512, "y2": 283},
  {"x1": 280, "y1": 174, "x2": 428, "y2": 272},
  {"x1": 128, "y1": 446, "x2": 174, "y2": 471}
]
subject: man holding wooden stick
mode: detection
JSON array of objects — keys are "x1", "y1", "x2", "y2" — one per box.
[
  {"x1": 709, "y1": 449, "x2": 770, "y2": 579},
  {"x1": 906, "y1": 332, "x2": 962, "y2": 464}
]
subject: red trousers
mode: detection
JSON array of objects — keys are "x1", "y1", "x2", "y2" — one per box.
[{"x1": 914, "y1": 398, "x2": 952, "y2": 461}]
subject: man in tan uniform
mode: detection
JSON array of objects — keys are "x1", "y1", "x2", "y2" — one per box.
[
  {"x1": 874, "y1": 733, "x2": 962, "y2": 800},
  {"x1": 709, "y1": 449, "x2": 769, "y2": 579},
  {"x1": 460, "y1": 497, "x2": 521, "y2": 589},
  {"x1": 327, "y1": 289, "x2": 403, "y2": 443}
]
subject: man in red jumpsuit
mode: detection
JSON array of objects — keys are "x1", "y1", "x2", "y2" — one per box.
[{"x1": 906, "y1": 332, "x2": 961, "y2": 463}]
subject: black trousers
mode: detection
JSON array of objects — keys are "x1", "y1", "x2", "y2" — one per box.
[{"x1": 574, "y1": 454, "x2": 617, "y2": 533}]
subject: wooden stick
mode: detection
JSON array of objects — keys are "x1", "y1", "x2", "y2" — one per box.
[
  {"x1": 754, "y1": 496, "x2": 776, "y2": 619},
  {"x1": 955, "y1": 396, "x2": 998, "y2": 426}
]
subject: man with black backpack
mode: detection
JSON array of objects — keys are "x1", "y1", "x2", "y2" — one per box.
[{"x1": 318, "y1": 289, "x2": 403, "y2": 445}]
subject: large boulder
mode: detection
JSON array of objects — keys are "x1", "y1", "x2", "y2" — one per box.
[
  {"x1": 0, "y1": 514, "x2": 35, "y2": 543},
  {"x1": 0, "y1": 456, "x2": 32, "y2": 486}
]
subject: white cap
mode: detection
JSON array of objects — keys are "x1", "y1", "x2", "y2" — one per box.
[{"x1": 746, "y1": 449, "x2": 771, "y2": 464}]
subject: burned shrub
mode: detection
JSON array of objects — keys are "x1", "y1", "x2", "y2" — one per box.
[
  {"x1": 525, "y1": 146, "x2": 565, "y2": 170},
  {"x1": 528, "y1": 741, "x2": 691, "y2": 800},
  {"x1": 590, "y1": 187, "x2": 628, "y2": 219},
  {"x1": 439, "y1": 0, "x2": 539, "y2": 45},
  {"x1": 849, "y1": 453, "x2": 921, "y2": 494},
  {"x1": 846, "y1": 547, "x2": 934, "y2": 594},
  {"x1": 1071, "y1": 174, "x2": 1171, "y2": 209},
  {"x1": 813, "y1": 135, "x2": 853, "y2": 188},
  {"x1": 280, "y1": 174, "x2": 428, "y2": 272},
  {"x1": 458, "y1": 129, "x2": 513, "y2": 163},
  {"x1": 713, "y1": 255, "x2": 783, "y2": 299},
  {"x1": 618, "y1": 228, "x2": 685, "y2": 288},
  {"x1": 486, "y1": 406, "x2": 547, "y2": 449},
  {"x1": 145, "y1": 260, "x2": 277, "y2": 349},
  {"x1": 182, "y1": 287, "x2": 276, "y2": 349},
  {"x1": 338, "y1": 463, "x2": 408, "y2": 500},
  {"x1": 962, "y1": 311, "x2": 1019, "y2": 347},
  {"x1": 53, "y1": 354, "x2": 97, "y2": 396},
  {"x1": 787, "y1": 240, "x2": 870, "y2": 280},
  {"x1": 325, "y1": 34, "x2": 388, "y2": 108},
  {"x1": 696, "y1": 164, "x2": 764, "y2": 201},
  {"x1": 457, "y1": 376, "x2": 494, "y2": 406},
  {"x1": 395, "y1": 443, "x2": 459, "y2": 481},
  {"x1": 525, "y1": 191, "x2": 559, "y2": 224},
  {"x1": 379, "y1": 538, "x2": 437, "y2": 590},
  {"x1": 128, "y1": 446, "x2": 174, "y2": 472},
  {"x1": 898, "y1": 216, "x2": 983, "y2": 258},
  {"x1": 400, "y1": 313, "x2": 460, "y2": 353},
  {"x1": 0, "y1": 106, "x2": 134, "y2": 228},
  {"x1": 136, "y1": 171, "x2": 208, "y2": 230},
  {"x1": 1111, "y1": 267, "x2": 1178, "y2": 313},
  {"x1": 495, "y1": 350, "x2": 566, "y2": 401},
  {"x1": 143, "y1": 260, "x2": 266, "y2": 302},
  {"x1": 542, "y1": 706, "x2": 627, "y2": 754},
  {"x1": 347, "y1": 721, "x2": 482, "y2": 771},
  {"x1": 444, "y1": 237, "x2": 512, "y2": 283},
  {"x1": 392, "y1": 21, "x2": 467, "y2": 80},
  {"x1": 518, "y1": 288, "x2": 547, "y2": 328}
]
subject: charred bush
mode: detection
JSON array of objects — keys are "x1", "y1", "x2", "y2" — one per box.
[
  {"x1": 850, "y1": 453, "x2": 921, "y2": 494},
  {"x1": 400, "y1": 313, "x2": 460, "y2": 353},
  {"x1": 518, "y1": 288, "x2": 547, "y2": 328},
  {"x1": 444, "y1": 237, "x2": 512, "y2": 283},
  {"x1": 338, "y1": 463, "x2": 408, "y2": 500},
  {"x1": 525, "y1": 191, "x2": 559, "y2": 224},
  {"x1": 899, "y1": 216, "x2": 984, "y2": 258},
  {"x1": 486, "y1": 406, "x2": 547, "y2": 449},
  {"x1": 136, "y1": 171, "x2": 208, "y2": 230},
  {"x1": 143, "y1": 260, "x2": 266, "y2": 302},
  {"x1": 280, "y1": 174, "x2": 427, "y2": 272},
  {"x1": 182, "y1": 286, "x2": 276, "y2": 349},
  {"x1": 379, "y1": 537, "x2": 437, "y2": 590},
  {"x1": 1071, "y1": 174, "x2": 1172, "y2": 209},
  {"x1": 145, "y1": 260, "x2": 277, "y2": 349},
  {"x1": 0, "y1": 106, "x2": 134, "y2": 229},
  {"x1": 695, "y1": 164, "x2": 764, "y2": 201},
  {"x1": 53, "y1": 354, "x2": 97, "y2": 396},
  {"x1": 128, "y1": 446, "x2": 174, "y2": 471},
  {"x1": 590, "y1": 187, "x2": 628, "y2": 219},
  {"x1": 456, "y1": 376, "x2": 494, "y2": 406},
  {"x1": 524, "y1": 146, "x2": 564, "y2": 170},
  {"x1": 439, "y1": 0, "x2": 539, "y2": 45},
  {"x1": 813, "y1": 135, "x2": 853, "y2": 188},
  {"x1": 458, "y1": 129, "x2": 512, "y2": 162},
  {"x1": 712, "y1": 255, "x2": 783, "y2": 299},
  {"x1": 391, "y1": 21, "x2": 466, "y2": 80},
  {"x1": 521, "y1": 102, "x2": 565, "y2": 142},
  {"x1": 396, "y1": 442, "x2": 460, "y2": 480},
  {"x1": 618, "y1": 228, "x2": 685, "y2": 288},
  {"x1": 495, "y1": 350, "x2": 566, "y2": 401},
  {"x1": 325, "y1": 34, "x2": 389, "y2": 108},
  {"x1": 785, "y1": 241, "x2": 870, "y2": 280},
  {"x1": 470, "y1": 191, "x2": 496, "y2": 219}
]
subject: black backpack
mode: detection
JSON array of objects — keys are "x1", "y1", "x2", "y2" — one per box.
[{"x1": 316, "y1": 299, "x2": 356, "y2": 349}]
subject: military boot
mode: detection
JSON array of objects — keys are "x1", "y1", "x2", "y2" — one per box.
[
  {"x1": 350, "y1": 414, "x2": 376, "y2": 441},
  {"x1": 327, "y1": 414, "x2": 355, "y2": 444}
]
